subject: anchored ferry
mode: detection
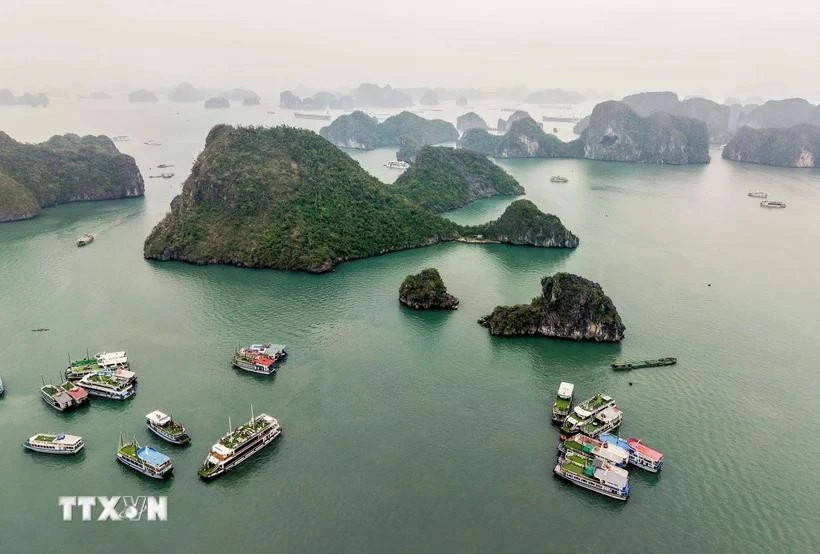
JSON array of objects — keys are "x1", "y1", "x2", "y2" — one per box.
[
  {"x1": 23, "y1": 433, "x2": 85, "y2": 455},
  {"x1": 40, "y1": 381, "x2": 89, "y2": 412},
  {"x1": 232, "y1": 343, "x2": 287, "y2": 375},
  {"x1": 65, "y1": 355, "x2": 99, "y2": 381},
  {"x1": 748, "y1": 191, "x2": 768, "y2": 198},
  {"x1": 581, "y1": 405, "x2": 623, "y2": 438},
  {"x1": 554, "y1": 454, "x2": 630, "y2": 501},
  {"x1": 198, "y1": 410, "x2": 281, "y2": 480},
  {"x1": 79, "y1": 371, "x2": 135, "y2": 400},
  {"x1": 117, "y1": 436, "x2": 174, "y2": 479},
  {"x1": 95, "y1": 351, "x2": 129, "y2": 370},
  {"x1": 76, "y1": 233, "x2": 94, "y2": 247},
  {"x1": 551, "y1": 382, "x2": 574, "y2": 423},
  {"x1": 146, "y1": 410, "x2": 190, "y2": 444},
  {"x1": 760, "y1": 200, "x2": 786, "y2": 208},
  {"x1": 600, "y1": 433, "x2": 664, "y2": 472},
  {"x1": 559, "y1": 433, "x2": 629, "y2": 467},
  {"x1": 560, "y1": 393, "x2": 616, "y2": 434},
  {"x1": 384, "y1": 160, "x2": 410, "y2": 170}
]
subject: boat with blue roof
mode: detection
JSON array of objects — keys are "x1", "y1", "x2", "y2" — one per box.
[
  {"x1": 116, "y1": 435, "x2": 173, "y2": 479},
  {"x1": 600, "y1": 433, "x2": 664, "y2": 472},
  {"x1": 558, "y1": 433, "x2": 629, "y2": 468}
]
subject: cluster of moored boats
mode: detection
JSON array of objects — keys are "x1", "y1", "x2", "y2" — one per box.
[
  {"x1": 551, "y1": 382, "x2": 664, "y2": 501},
  {"x1": 19, "y1": 342, "x2": 287, "y2": 480}
]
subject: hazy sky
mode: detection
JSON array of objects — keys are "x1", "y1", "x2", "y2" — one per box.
[{"x1": 3, "y1": 0, "x2": 818, "y2": 101}]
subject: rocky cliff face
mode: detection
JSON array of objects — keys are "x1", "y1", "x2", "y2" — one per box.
[
  {"x1": 352, "y1": 83, "x2": 413, "y2": 108},
  {"x1": 170, "y1": 82, "x2": 208, "y2": 103},
  {"x1": 722, "y1": 124, "x2": 820, "y2": 167},
  {"x1": 0, "y1": 91, "x2": 50, "y2": 107},
  {"x1": 393, "y1": 146, "x2": 524, "y2": 212},
  {"x1": 320, "y1": 111, "x2": 457, "y2": 150},
  {"x1": 129, "y1": 90, "x2": 158, "y2": 103},
  {"x1": 0, "y1": 132, "x2": 144, "y2": 221},
  {"x1": 621, "y1": 92, "x2": 731, "y2": 143},
  {"x1": 478, "y1": 272, "x2": 624, "y2": 341},
  {"x1": 581, "y1": 101, "x2": 710, "y2": 164},
  {"x1": 456, "y1": 112, "x2": 489, "y2": 133},
  {"x1": 466, "y1": 199, "x2": 579, "y2": 248},
  {"x1": 497, "y1": 118, "x2": 582, "y2": 158},
  {"x1": 204, "y1": 97, "x2": 230, "y2": 109},
  {"x1": 498, "y1": 110, "x2": 538, "y2": 133},
  {"x1": 739, "y1": 98, "x2": 820, "y2": 129},
  {"x1": 399, "y1": 268, "x2": 459, "y2": 310}
]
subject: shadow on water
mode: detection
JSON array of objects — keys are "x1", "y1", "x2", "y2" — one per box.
[
  {"x1": 23, "y1": 448, "x2": 88, "y2": 468},
  {"x1": 478, "y1": 243, "x2": 574, "y2": 275},
  {"x1": 114, "y1": 462, "x2": 176, "y2": 490},
  {"x1": 398, "y1": 305, "x2": 456, "y2": 332}
]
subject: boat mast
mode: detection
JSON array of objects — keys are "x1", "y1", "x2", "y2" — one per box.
[
  {"x1": 250, "y1": 403, "x2": 254, "y2": 422},
  {"x1": 228, "y1": 417, "x2": 232, "y2": 434}
]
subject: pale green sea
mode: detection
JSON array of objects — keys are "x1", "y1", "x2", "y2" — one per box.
[{"x1": 1, "y1": 99, "x2": 819, "y2": 553}]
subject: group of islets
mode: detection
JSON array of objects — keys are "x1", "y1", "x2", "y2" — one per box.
[
  {"x1": 19, "y1": 344, "x2": 286, "y2": 480},
  {"x1": 550, "y1": 382, "x2": 664, "y2": 501}
]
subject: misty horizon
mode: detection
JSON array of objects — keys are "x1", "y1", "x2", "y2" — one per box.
[{"x1": 4, "y1": 0, "x2": 819, "y2": 103}]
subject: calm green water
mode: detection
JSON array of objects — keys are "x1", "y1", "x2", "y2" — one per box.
[{"x1": 1, "y1": 100, "x2": 820, "y2": 553}]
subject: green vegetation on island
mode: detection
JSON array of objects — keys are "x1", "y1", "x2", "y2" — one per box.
[
  {"x1": 463, "y1": 199, "x2": 579, "y2": 248},
  {"x1": 143, "y1": 125, "x2": 462, "y2": 272},
  {"x1": 399, "y1": 268, "x2": 459, "y2": 309},
  {"x1": 320, "y1": 111, "x2": 458, "y2": 150},
  {"x1": 456, "y1": 112, "x2": 489, "y2": 133},
  {"x1": 143, "y1": 125, "x2": 580, "y2": 272},
  {"x1": 0, "y1": 131, "x2": 144, "y2": 222},
  {"x1": 478, "y1": 272, "x2": 624, "y2": 341},
  {"x1": 393, "y1": 146, "x2": 524, "y2": 213}
]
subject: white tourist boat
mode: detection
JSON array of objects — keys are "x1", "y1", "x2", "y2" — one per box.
[
  {"x1": 117, "y1": 435, "x2": 173, "y2": 479},
  {"x1": 554, "y1": 454, "x2": 630, "y2": 501},
  {"x1": 145, "y1": 410, "x2": 190, "y2": 444},
  {"x1": 76, "y1": 233, "x2": 94, "y2": 247},
  {"x1": 560, "y1": 393, "x2": 617, "y2": 434},
  {"x1": 198, "y1": 408, "x2": 281, "y2": 480},
  {"x1": 551, "y1": 382, "x2": 574, "y2": 423},
  {"x1": 23, "y1": 433, "x2": 85, "y2": 454},
  {"x1": 747, "y1": 191, "x2": 767, "y2": 198},
  {"x1": 760, "y1": 200, "x2": 786, "y2": 208},
  {"x1": 95, "y1": 351, "x2": 129, "y2": 370},
  {"x1": 79, "y1": 371, "x2": 135, "y2": 400},
  {"x1": 559, "y1": 433, "x2": 629, "y2": 467},
  {"x1": 580, "y1": 405, "x2": 623, "y2": 438},
  {"x1": 600, "y1": 433, "x2": 664, "y2": 472},
  {"x1": 384, "y1": 160, "x2": 410, "y2": 170}
]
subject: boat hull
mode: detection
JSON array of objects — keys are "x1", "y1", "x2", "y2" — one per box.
[
  {"x1": 553, "y1": 465, "x2": 629, "y2": 501},
  {"x1": 232, "y1": 359, "x2": 276, "y2": 375},
  {"x1": 23, "y1": 441, "x2": 84, "y2": 454},
  {"x1": 198, "y1": 427, "x2": 281, "y2": 480}
]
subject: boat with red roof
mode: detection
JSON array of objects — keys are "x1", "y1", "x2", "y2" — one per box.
[
  {"x1": 232, "y1": 343, "x2": 287, "y2": 375},
  {"x1": 600, "y1": 433, "x2": 664, "y2": 472}
]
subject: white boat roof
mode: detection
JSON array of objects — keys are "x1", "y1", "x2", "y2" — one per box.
[
  {"x1": 146, "y1": 411, "x2": 171, "y2": 425},
  {"x1": 573, "y1": 406, "x2": 593, "y2": 419},
  {"x1": 595, "y1": 406, "x2": 622, "y2": 421},
  {"x1": 97, "y1": 351, "x2": 127, "y2": 363},
  {"x1": 30, "y1": 433, "x2": 83, "y2": 445},
  {"x1": 114, "y1": 368, "x2": 136, "y2": 379},
  {"x1": 557, "y1": 382, "x2": 574, "y2": 398},
  {"x1": 595, "y1": 465, "x2": 629, "y2": 488}
]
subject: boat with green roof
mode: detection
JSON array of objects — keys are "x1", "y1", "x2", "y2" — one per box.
[
  {"x1": 198, "y1": 408, "x2": 281, "y2": 480},
  {"x1": 23, "y1": 433, "x2": 85, "y2": 455},
  {"x1": 64, "y1": 355, "x2": 99, "y2": 381},
  {"x1": 79, "y1": 371, "x2": 135, "y2": 400},
  {"x1": 116, "y1": 435, "x2": 173, "y2": 479},
  {"x1": 551, "y1": 382, "x2": 574, "y2": 423},
  {"x1": 554, "y1": 452, "x2": 630, "y2": 501},
  {"x1": 560, "y1": 393, "x2": 617, "y2": 434}
]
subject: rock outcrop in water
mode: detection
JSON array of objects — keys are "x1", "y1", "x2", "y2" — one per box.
[
  {"x1": 143, "y1": 126, "x2": 579, "y2": 272},
  {"x1": 393, "y1": 146, "x2": 524, "y2": 212},
  {"x1": 320, "y1": 111, "x2": 457, "y2": 150},
  {"x1": 143, "y1": 125, "x2": 462, "y2": 272},
  {"x1": 129, "y1": 90, "x2": 158, "y2": 103},
  {"x1": 0, "y1": 131, "x2": 144, "y2": 222},
  {"x1": 464, "y1": 199, "x2": 579, "y2": 248},
  {"x1": 170, "y1": 82, "x2": 209, "y2": 103},
  {"x1": 738, "y1": 98, "x2": 820, "y2": 129},
  {"x1": 399, "y1": 268, "x2": 459, "y2": 310},
  {"x1": 241, "y1": 95, "x2": 261, "y2": 106},
  {"x1": 204, "y1": 97, "x2": 230, "y2": 109},
  {"x1": 279, "y1": 90, "x2": 354, "y2": 110},
  {"x1": 620, "y1": 92, "x2": 731, "y2": 143},
  {"x1": 722, "y1": 124, "x2": 820, "y2": 167},
  {"x1": 0, "y1": 90, "x2": 50, "y2": 107},
  {"x1": 498, "y1": 110, "x2": 539, "y2": 133},
  {"x1": 456, "y1": 112, "x2": 489, "y2": 133},
  {"x1": 420, "y1": 90, "x2": 439, "y2": 106},
  {"x1": 478, "y1": 272, "x2": 624, "y2": 341},
  {"x1": 581, "y1": 101, "x2": 710, "y2": 164},
  {"x1": 463, "y1": 102, "x2": 709, "y2": 164},
  {"x1": 352, "y1": 83, "x2": 413, "y2": 108}
]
